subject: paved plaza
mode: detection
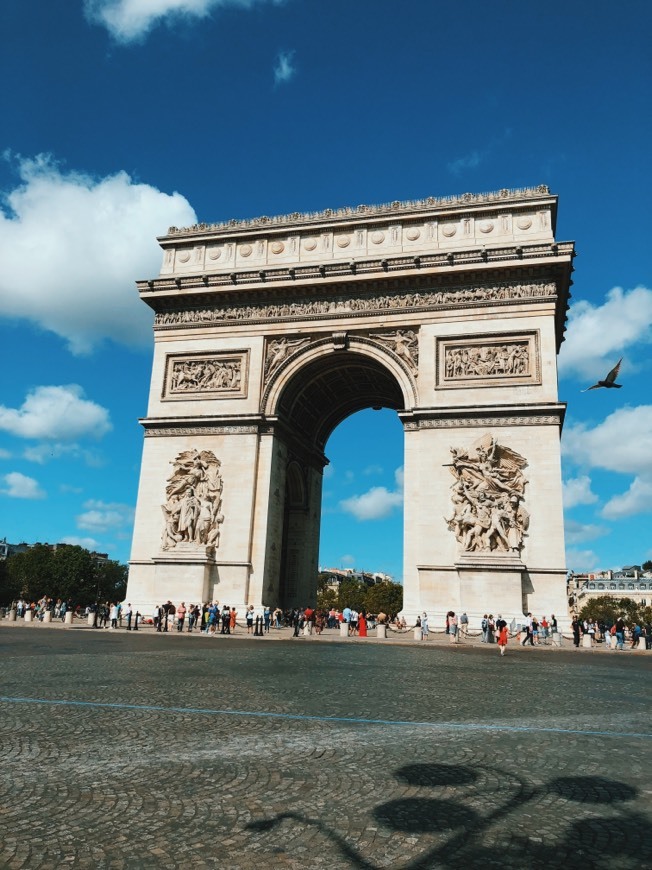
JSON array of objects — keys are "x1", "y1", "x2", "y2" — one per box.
[{"x1": 0, "y1": 625, "x2": 650, "y2": 869}]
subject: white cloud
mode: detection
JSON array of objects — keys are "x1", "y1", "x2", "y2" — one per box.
[
  {"x1": 564, "y1": 519, "x2": 608, "y2": 545},
  {"x1": 562, "y1": 405, "x2": 652, "y2": 476},
  {"x1": 566, "y1": 548, "x2": 600, "y2": 572},
  {"x1": 562, "y1": 475, "x2": 598, "y2": 509},
  {"x1": 77, "y1": 499, "x2": 134, "y2": 532},
  {"x1": 273, "y1": 50, "x2": 296, "y2": 85},
  {"x1": 447, "y1": 130, "x2": 512, "y2": 176},
  {"x1": 363, "y1": 464, "x2": 383, "y2": 476},
  {"x1": 601, "y1": 476, "x2": 652, "y2": 520},
  {"x1": 339, "y1": 467, "x2": 403, "y2": 521},
  {"x1": 340, "y1": 554, "x2": 355, "y2": 566},
  {"x1": 60, "y1": 536, "x2": 100, "y2": 550},
  {"x1": 1, "y1": 472, "x2": 45, "y2": 499},
  {"x1": 447, "y1": 151, "x2": 482, "y2": 175},
  {"x1": 0, "y1": 154, "x2": 196, "y2": 353},
  {"x1": 558, "y1": 286, "x2": 652, "y2": 381},
  {"x1": 0, "y1": 386, "x2": 111, "y2": 441},
  {"x1": 0, "y1": 448, "x2": 11, "y2": 459},
  {"x1": 84, "y1": 0, "x2": 284, "y2": 43}
]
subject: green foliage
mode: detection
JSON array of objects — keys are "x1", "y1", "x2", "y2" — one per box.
[
  {"x1": 1, "y1": 544, "x2": 127, "y2": 606},
  {"x1": 316, "y1": 572, "x2": 403, "y2": 615},
  {"x1": 336, "y1": 579, "x2": 367, "y2": 611},
  {"x1": 642, "y1": 560, "x2": 652, "y2": 572},
  {"x1": 365, "y1": 580, "x2": 404, "y2": 616},
  {"x1": 578, "y1": 595, "x2": 648, "y2": 626}
]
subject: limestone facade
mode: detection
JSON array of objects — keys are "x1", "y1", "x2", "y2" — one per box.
[{"x1": 127, "y1": 186, "x2": 573, "y2": 627}]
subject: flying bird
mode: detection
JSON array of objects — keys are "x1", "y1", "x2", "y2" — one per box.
[{"x1": 582, "y1": 358, "x2": 623, "y2": 392}]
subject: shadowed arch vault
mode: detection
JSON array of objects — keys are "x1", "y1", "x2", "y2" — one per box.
[{"x1": 269, "y1": 347, "x2": 409, "y2": 452}]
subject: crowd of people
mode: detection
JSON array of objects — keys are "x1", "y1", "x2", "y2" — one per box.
[
  {"x1": 6, "y1": 597, "x2": 651, "y2": 652},
  {"x1": 570, "y1": 616, "x2": 651, "y2": 650}
]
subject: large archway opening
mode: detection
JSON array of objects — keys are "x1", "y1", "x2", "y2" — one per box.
[
  {"x1": 320, "y1": 407, "x2": 405, "y2": 580},
  {"x1": 270, "y1": 349, "x2": 408, "y2": 608}
]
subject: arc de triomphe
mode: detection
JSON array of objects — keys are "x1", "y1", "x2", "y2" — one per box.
[{"x1": 127, "y1": 185, "x2": 573, "y2": 626}]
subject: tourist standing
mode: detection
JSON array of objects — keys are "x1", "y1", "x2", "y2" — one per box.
[
  {"x1": 421, "y1": 612, "x2": 429, "y2": 640},
  {"x1": 449, "y1": 612, "x2": 458, "y2": 643},
  {"x1": 615, "y1": 618, "x2": 626, "y2": 650},
  {"x1": 124, "y1": 602, "x2": 133, "y2": 630},
  {"x1": 459, "y1": 612, "x2": 469, "y2": 637},
  {"x1": 571, "y1": 617, "x2": 581, "y2": 648},
  {"x1": 176, "y1": 602, "x2": 186, "y2": 632},
  {"x1": 358, "y1": 611, "x2": 368, "y2": 637},
  {"x1": 246, "y1": 605, "x2": 255, "y2": 634}
]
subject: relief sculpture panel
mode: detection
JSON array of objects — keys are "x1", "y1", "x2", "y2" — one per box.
[
  {"x1": 163, "y1": 352, "x2": 248, "y2": 399},
  {"x1": 445, "y1": 434, "x2": 529, "y2": 554},
  {"x1": 370, "y1": 329, "x2": 419, "y2": 374},
  {"x1": 161, "y1": 450, "x2": 224, "y2": 551},
  {"x1": 437, "y1": 333, "x2": 539, "y2": 389},
  {"x1": 264, "y1": 336, "x2": 312, "y2": 383}
]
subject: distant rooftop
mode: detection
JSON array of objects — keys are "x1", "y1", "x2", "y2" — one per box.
[{"x1": 165, "y1": 184, "x2": 552, "y2": 237}]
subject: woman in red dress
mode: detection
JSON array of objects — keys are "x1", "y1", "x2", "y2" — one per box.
[
  {"x1": 358, "y1": 611, "x2": 368, "y2": 637},
  {"x1": 498, "y1": 622, "x2": 509, "y2": 656}
]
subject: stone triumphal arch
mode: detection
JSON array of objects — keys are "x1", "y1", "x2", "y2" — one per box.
[{"x1": 127, "y1": 186, "x2": 574, "y2": 626}]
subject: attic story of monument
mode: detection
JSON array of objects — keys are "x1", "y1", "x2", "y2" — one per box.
[{"x1": 126, "y1": 185, "x2": 573, "y2": 626}]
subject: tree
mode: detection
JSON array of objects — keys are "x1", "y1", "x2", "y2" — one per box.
[
  {"x1": 365, "y1": 580, "x2": 403, "y2": 616},
  {"x1": 578, "y1": 595, "x2": 644, "y2": 626},
  {"x1": 2, "y1": 544, "x2": 127, "y2": 606},
  {"x1": 642, "y1": 560, "x2": 652, "y2": 572},
  {"x1": 337, "y1": 578, "x2": 367, "y2": 611}
]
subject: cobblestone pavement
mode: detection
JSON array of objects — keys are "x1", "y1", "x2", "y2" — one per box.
[{"x1": 0, "y1": 625, "x2": 650, "y2": 869}]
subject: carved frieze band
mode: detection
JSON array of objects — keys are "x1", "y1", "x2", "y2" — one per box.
[
  {"x1": 163, "y1": 352, "x2": 249, "y2": 400},
  {"x1": 154, "y1": 281, "x2": 556, "y2": 329},
  {"x1": 437, "y1": 333, "x2": 540, "y2": 389},
  {"x1": 403, "y1": 415, "x2": 561, "y2": 430},
  {"x1": 144, "y1": 425, "x2": 259, "y2": 437}
]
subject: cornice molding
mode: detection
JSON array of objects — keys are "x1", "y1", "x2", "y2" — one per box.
[
  {"x1": 163, "y1": 185, "x2": 553, "y2": 239},
  {"x1": 139, "y1": 241, "x2": 574, "y2": 297}
]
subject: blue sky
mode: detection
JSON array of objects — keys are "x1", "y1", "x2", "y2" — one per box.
[{"x1": 0, "y1": 0, "x2": 650, "y2": 577}]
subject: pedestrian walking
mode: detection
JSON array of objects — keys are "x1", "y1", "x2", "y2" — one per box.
[{"x1": 498, "y1": 622, "x2": 508, "y2": 656}]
